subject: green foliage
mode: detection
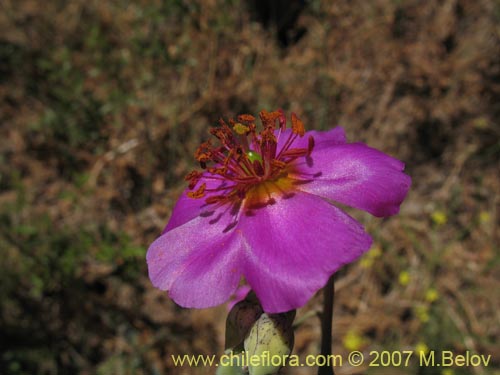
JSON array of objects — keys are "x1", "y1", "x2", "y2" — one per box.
[
  {"x1": 0, "y1": 194, "x2": 145, "y2": 373},
  {"x1": 0, "y1": 202, "x2": 143, "y2": 298},
  {"x1": 32, "y1": 47, "x2": 106, "y2": 148}
]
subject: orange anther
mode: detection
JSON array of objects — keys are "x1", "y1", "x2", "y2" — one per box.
[
  {"x1": 187, "y1": 183, "x2": 206, "y2": 199},
  {"x1": 291, "y1": 113, "x2": 305, "y2": 136}
]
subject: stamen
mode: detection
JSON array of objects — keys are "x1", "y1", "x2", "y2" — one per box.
[
  {"x1": 233, "y1": 124, "x2": 250, "y2": 152},
  {"x1": 259, "y1": 110, "x2": 281, "y2": 130},
  {"x1": 252, "y1": 160, "x2": 264, "y2": 176},
  {"x1": 185, "y1": 170, "x2": 203, "y2": 189},
  {"x1": 278, "y1": 109, "x2": 287, "y2": 131},
  {"x1": 205, "y1": 195, "x2": 226, "y2": 204},
  {"x1": 281, "y1": 148, "x2": 308, "y2": 158},
  {"x1": 185, "y1": 111, "x2": 313, "y2": 208},
  {"x1": 187, "y1": 183, "x2": 206, "y2": 199},
  {"x1": 271, "y1": 159, "x2": 286, "y2": 169},
  {"x1": 291, "y1": 113, "x2": 305, "y2": 136},
  {"x1": 237, "y1": 114, "x2": 256, "y2": 123},
  {"x1": 275, "y1": 130, "x2": 298, "y2": 160}
]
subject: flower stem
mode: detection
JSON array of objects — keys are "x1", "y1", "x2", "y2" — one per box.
[{"x1": 318, "y1": 275, "x2": 335, "y2": 375}]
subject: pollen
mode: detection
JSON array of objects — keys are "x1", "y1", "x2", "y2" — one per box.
[{"x1": 233, "y1": 122, "x2": 250, "y2": 135}]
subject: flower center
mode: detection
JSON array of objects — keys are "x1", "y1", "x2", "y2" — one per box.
[{"x1": 185, "y1": 110, "x2": 315, "y2": 209}]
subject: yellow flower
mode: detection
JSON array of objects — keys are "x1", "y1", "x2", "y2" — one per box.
[
  {"x1": 360, "y1": 257, "x2": 373, "y2": 268},
  {"x1": 399, "y1": 271, "x2": 410, "y2": 286},
  {"x1": 425, "y1": 288, "x2": 439, "y2": 303},
  {"x1": 415, "y1": 342, "x2": 429, "y2": 354},
  {"x1": 479, "y1": 211, "x2": 491, "y2": 224},
  {"x1": 360, "y1": 246, "x2": 382, "y2": 268},
  {"x1": 431, "y1": 211, "x2": 447, "y2": 226},
  {"x1": 343, "y1": 330, "x2": 365, "y2": 351},
  {"x1": 415, "y1": 305, "x2": 430, "y2": 323},
  {"x1": 473, "y1": 117, "x2": 489, "y2": 129},
  {"x1": 370, "y1": 246, "x2": 382, "y2": 258}
]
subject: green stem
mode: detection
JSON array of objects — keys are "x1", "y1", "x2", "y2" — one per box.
[{"x1": 318, "y1": 275, "x2": 335, "y2": 375}]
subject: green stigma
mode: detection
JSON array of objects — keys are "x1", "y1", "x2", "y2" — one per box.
[{"x1": 247, "y1": 151, "x2": 262, "y2": 163}]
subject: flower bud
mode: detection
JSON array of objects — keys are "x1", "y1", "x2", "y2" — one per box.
[
  {"x1": 225, "y1": 292, "x2": 263, "y2": 351},
  {"x1": 243, "y1": 311, "x2": 295, "y2": 375}
]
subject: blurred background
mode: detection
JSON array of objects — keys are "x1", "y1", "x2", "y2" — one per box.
[{"x1": 0, "y1": 0, "x2": 498, "y2": 374}]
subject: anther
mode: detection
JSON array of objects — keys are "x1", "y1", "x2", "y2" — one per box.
[
  {"x1": 187, "y1": 183, "x2": 206, "y2": 199},
  {"x1": 205, "y1": 195, "x2": 225, "y2": 204},
  {"x1": 185, "y1": 170, "x2": 203, "y2": 189},
  {"x1": 237, "y1": 114, "x2": 256, "y2": 123},
  {"x1": 291, "y1": 113, "x2": 305, "y2": 136},
  {"x1": 259, "y1": 110, "x2": 281, "y2": 130}
]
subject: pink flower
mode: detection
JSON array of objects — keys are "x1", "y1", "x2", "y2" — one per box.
[{"x1": 147, "y1": 110, "x2": 411, "y2": 313}]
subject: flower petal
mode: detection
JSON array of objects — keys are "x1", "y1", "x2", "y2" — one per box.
[
  {"x1": 163, "y1": 176, "x2": 234, "y2": 233},
  {"x1": 227, "y1": 284, "x2": 252, "y2": 311},
  {"x1": 291, "y1": 143, "x2": 411, "y2": 217},
  {"x1": 162, "y1": 191, "x2": 205, "y2": 233},
  {"x1": 147, "y1": 204, "x2": 243, "y2": 308},
  {"x1": 239, "y1": 192, "x2": 372, "y2": 313}
]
